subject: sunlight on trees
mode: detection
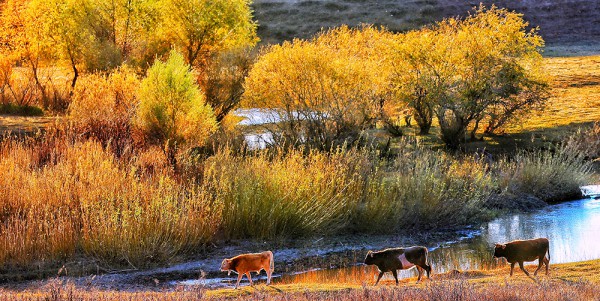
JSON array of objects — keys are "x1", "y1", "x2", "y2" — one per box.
[
  {"x1": 245, "y1": 6, "x2": 548, "y2": 150},
  {"x1": 244, "y1": 26, "x2": 394, "y2": 149},
  {"x1": 159, "y1": 0, "x2": 258, "y2": 69},
  {"x1": 135, "y1": 51, "x2": 217, "y2": 166},
  {"x1": 433, "y1": 6, "x2": 548, "y2": 149}
]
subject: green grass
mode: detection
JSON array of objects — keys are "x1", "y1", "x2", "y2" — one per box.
[{"x1": 0, "y1": 103, "x2": 44, "y2": 116}]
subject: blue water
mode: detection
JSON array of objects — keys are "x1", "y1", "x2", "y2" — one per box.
[
  {"x1": 421, "y1": 197, "x2": 600, "y2": 276},
  {"x1": 178, "y1": 196, "x2": 600, "y2": 287}
]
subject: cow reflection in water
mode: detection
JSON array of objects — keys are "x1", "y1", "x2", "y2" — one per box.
[{"x1": 364, "y1": 246, "x2": 432, "y2": 285}]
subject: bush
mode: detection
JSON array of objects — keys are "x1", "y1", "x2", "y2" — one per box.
[
  {"x1": 135, "y1": 51, "x2": 217, "y2": 166},
  {"x1": 69, "y1": 68, "x2": 139, "y2": 156},
  {"x1": 243, "y1": 26, "x2": 395, "y2": 150},
  {"x1": 0, "y1": 103, "x2": 43, "y2": 116}
]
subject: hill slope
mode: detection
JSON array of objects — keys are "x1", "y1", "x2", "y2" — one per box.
[{"x1": 252, "y1": 0, "x2": 600, "y2": 47}]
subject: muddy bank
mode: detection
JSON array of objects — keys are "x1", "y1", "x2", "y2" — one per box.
[{"x1": 1, "y1": 229, "x2": 477, "y2": 292}]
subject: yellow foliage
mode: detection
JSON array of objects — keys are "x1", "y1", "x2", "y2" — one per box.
[
  {"x1": 70, "y1": 67, "x2": 139, "y2": 127},
  {"x1": 244, "y1": 26, "x2": 395, "y2": 147},
  {"x1": 135, "y1": 51, "x2": 217, "y2": 150}
]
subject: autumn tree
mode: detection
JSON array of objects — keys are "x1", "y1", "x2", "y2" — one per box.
[
  {"x1": 159, "y1": 0, "x2": 257, "y2": 70},
  {"x1": 89, "y1": 0, "x2": 162, "y2": 67},
  {"x1": 434, "y1": 6, "x2": 548, "y2": 149},
  {"x1": 390, "y1": 27, "x2": 456, "y2": 135},
  {"x1": 27, "y1": 0, "x2": 97, "y2": 89},
  {"x1": 134, "y1": 51, "x2": 217, "y2": 167},
  {"x1": 200, "y1": 47, "x2": 255, "y2": 123},
  {"x1": 0, "y1": 0, "x2": 50, "y2": 101},
  {"x1": 243, "y1": 26, "x2": 394, "y2": 149}
]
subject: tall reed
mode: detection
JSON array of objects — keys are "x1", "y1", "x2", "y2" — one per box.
[
  {"x1": 495, "y1": 146, "x2": 593, "y2": 203},
  {"x1": 0, "y1": 134, "x2": 594, "y2": 270}
]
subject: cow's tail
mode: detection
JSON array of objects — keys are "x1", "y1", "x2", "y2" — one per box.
[
  {"x1": 546, "y1": 244, "x2": 550, "y2": 262},
  {"x1": 268, "y1": 251, "x2": 274, "y2": 272}
]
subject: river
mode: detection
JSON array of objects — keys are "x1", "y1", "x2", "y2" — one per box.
[{"x1": 175, "y1": 188, "x2": 600, "y2": 288}]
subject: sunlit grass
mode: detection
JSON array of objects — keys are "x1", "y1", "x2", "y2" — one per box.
[
  {"x1": 506, "y1": 55, "x2": 600, "y2": 134},
  {"x1": 0, "y1": 131, "x2": 593, "y2": 273}
]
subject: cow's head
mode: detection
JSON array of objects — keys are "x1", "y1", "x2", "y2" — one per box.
[
  {"x1": 493, "y1": 243, "x2": 507, "y2": 258},
  {"x1": 221, "y1": 259, "x2": 232, "y2": 275},
  {"x1": 364, "y1": 250, "x2": 375, "y2": 265}
]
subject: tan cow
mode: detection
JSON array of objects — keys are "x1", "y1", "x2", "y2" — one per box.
[
  {"x1": 493, "y1": 238, "x2": 550, "y2": 277},
  {"x1": 220, "y1": 251, "x2": 274, "y2": 289}
]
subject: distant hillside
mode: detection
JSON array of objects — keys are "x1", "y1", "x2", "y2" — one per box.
[{"x1": 252, "y1": 0, "x2": 600, "y2": 46}]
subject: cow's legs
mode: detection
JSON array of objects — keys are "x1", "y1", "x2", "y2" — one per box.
[
  {"x1": 392, "y1": 270, "x2": 399, "y2": 286},
  {"x1": 424, "y1": 264, "x2": 432, "y2": 279},
  {"x1": 510, "y1": 263, "x2": 515, "y2": 276},
  {"x1": 266, "y1": 268, "x2": 272, "y2": 285},
  {"x1": 374, "y1": 271, "x2": 384, "y2": 286},
  {"x1": 416, "y1": 266, "x2": 424, "y2": 283},
  {"x1": 518, "y1": 262, "x2": 531, "y2": 277},
  {"x1": 544, "y1": 256, "x2": 550, "y2": 275},
  {"x1": 534, "y1": 257, "x2": 544, "y2": 276},
  {"x1": 246, "y1": 273, "x2": 254, "y2": 286},
  {"x1": 235, "y1": 273, "x2": 244, "y2": 289}
]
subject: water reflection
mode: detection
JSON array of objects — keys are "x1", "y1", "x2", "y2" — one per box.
[
  {"x1": 177, "y1": 197, "x2": 600, "y2": 286},
  {"x1": 408, "y1": 197, "x2": 600, "y2": 277},
  {"x1": 287, "y1": 197, "x2": 600, "y2": 282}
]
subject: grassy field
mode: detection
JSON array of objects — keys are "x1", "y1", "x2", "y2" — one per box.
[
  {"x1": 509, "y1": 55, "x2": 600, "y2": 133},
  {"x1": 2, "y1": 260, "x2": 600, "y2": 300}
]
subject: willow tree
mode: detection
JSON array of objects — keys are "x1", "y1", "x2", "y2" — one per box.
[
  {"x1": 435, "y1": 6, "x2": 548, "y2": 149},
  {"x1": 243, "y1": 26, "x2": 395, "y2": 149},
  {"x1": 390, "y1": 27, "x2": 457, "y2": 135},
  {"x1": 135, "y1": 51, "x2": 217, "y2": 167},
  {"x1": 28, "y1": 0, "x2": 97, "y2": 89},
  {"x1": 159, "y1": 0, "x2": 258, "y2": 70},
  {"x1": 0, "y1": 0, "x2": 51, "y2": 100}
]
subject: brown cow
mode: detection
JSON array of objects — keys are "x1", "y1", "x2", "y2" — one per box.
[
  {"x1": 364, "y1": 246, "x2": 432, "y2": 285},
  {"x1": 220, "y1": 251, "x2": 274, "y2": 289},
  {"x1": 493, "y1": 238, "x2": 550, "y2": 277}
]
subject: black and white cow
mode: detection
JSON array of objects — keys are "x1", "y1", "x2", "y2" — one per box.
[{"x1": 364, "y1": 246, "x2": 432, "y2": 285}]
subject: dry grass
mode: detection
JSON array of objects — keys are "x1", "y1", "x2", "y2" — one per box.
[
  {"x1": 0, "y1": 140, "x2": 220, "y2": 270},
  {"x1": 0, "y1": 134, "x2": 592, "y2": 274}
]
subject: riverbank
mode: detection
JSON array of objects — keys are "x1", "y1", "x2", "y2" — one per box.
[
  {"x1": 206, "y1": 259, "x2": 600, "y2": 298},
  {"x1": 2, "y1": 259, "x2": 599, "y2": 300}
]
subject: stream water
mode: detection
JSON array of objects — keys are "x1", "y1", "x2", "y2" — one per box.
[{"x1": 175, "y1": 186, "x2": 600, "y2": 288}]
